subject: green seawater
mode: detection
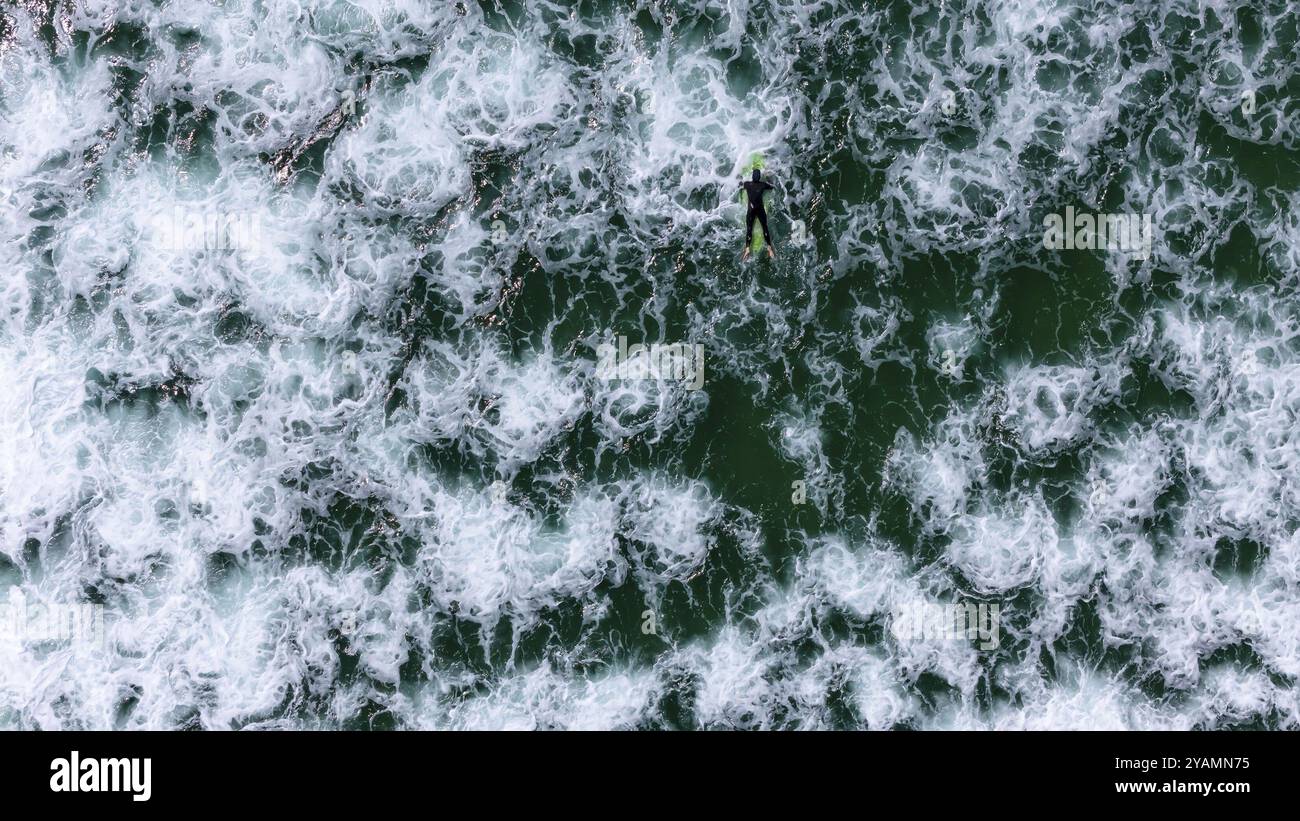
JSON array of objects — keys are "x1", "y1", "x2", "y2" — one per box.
[{"x1": 3, "y1": 0, "x2": 1298, "y2": 730}]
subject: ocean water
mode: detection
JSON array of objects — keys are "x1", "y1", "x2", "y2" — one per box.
[{"x1": 1, "y1": 0, "x2": 1298, "y2": 730}]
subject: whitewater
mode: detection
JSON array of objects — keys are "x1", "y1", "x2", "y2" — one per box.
[{"x1": 1, "y1": 0, "x2": 1298, "y2": 730}]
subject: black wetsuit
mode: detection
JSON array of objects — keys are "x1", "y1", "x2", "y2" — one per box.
[{"x1": 741, "y1": 178, "x2": 774, "y2": 247}]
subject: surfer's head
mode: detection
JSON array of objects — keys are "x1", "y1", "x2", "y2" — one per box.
[{"x1": 751, "y1": 169, "x2": 761, "y2": 182}]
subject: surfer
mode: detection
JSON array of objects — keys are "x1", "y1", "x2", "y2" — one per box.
[{"x1": 740, "y1": 168, "x2": 775, "y2": 260}]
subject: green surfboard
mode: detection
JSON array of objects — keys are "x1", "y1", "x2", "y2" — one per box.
[{"x1": 738, "y1": 152, "x2": 774, "y2": 254}]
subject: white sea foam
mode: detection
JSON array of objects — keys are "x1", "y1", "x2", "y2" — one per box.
[
  {"x1": 1001, "y1": 362, "x2": 1124, "y2": 456},
  {"x1": 3, "y1": 0, "x2": 1298, "y2": 731}
]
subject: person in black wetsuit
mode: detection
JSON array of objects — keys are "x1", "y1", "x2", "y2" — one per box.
[{"x1": 740, "y1": 168, "x2": 775, "y2": 260}]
